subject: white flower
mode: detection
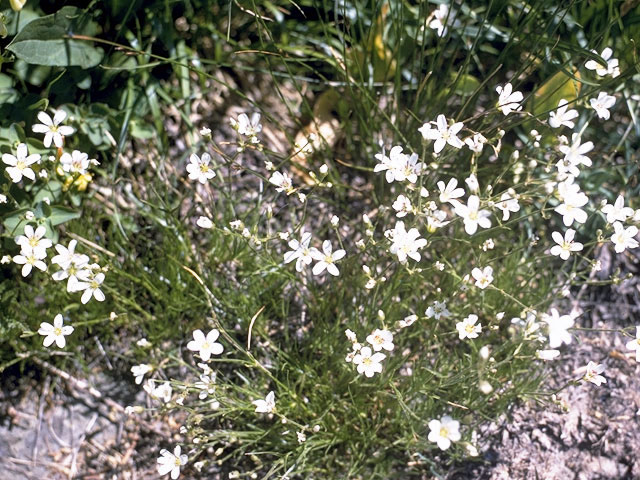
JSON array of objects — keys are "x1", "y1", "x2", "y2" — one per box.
[
  {"x1": 144, "y1": 379, "x2": 173, "y2": 403},
  {"x1": 610, "y1": 221, "x2": 639, "y2": 253},
  {"x1": 32, "y1": 110, "x2": 75, "y2": 148},
  {"x1": 352, "y1": 346, "x2": 386, "y2": 377},
  {"x1": 585, "y1": 48, "x2": 620, "y2": 77},
  {"x1": 602, "y1": 195, "x2": 634, "y2": 224},
  {"x1": 38, "y1": 314, "x2": 73, "y2": 348},
  {"x1": 625, "y1": 326, "x2": 640, "y2": 362},
  {"x1": 437, "y1": 178, "x2": 465, "y2": 206},
  {"x1": 186, "y1": 153, "x2": 216, "y2": 184},
  {"x1": 589, "y1": 92, "x2": 616, "y2": 120},
  {"x1": 157, "y1": 445, "x2": 188, "y2": 479},
  {"x1": 196, "y1": 216, "x2": 213, "y2": 229},
  {"x1": 252, "y1": 391, "x2": 276, "y2": 413},
  {"x1": 495, "y1": 190, "x2": 520, "y2": 221},
  {"x1": 231, "y1": 112, "x2": 262, "y2": 143},
  {"x1": 471, "y1": 266, "x2": 493, "y2": 289},
  {"x1": 428, "y1": 4, "x2": 459, "y2": 37},
  {"x1": 386, "y1": 221, "x2": 427, "y2": 263},
  {"x1": 392, "y1": 194, "x2": 413, "y2": 217},
  {"x1": 421, "y1": 114, "x2": 464, "y2": 154},
  {"x1": 455, "y1": 195, "x2": 491, "y2": 235},
  {"x1": 464, "y1": 133, "x2": 487, "y2": 153},
  {"x1": 59, "y1": 150, "x2": 90, "y2": 175},
  {"x1": 269, "y1": 171, "x2": 295, "y2": 194},
  {"x1": 426, "y1": 209, "x2": 449, "y2": 232},
  {"x1": 51, "y1": 240, "x2": 90, "y2": 291},
  {"x1": 583, "y1": 361, "x2": 606, "y2": 386},
  {"x1": 465, "y1": 174, "x2": 479, "y2": 193},
  {"x1": 549, "y1": 99, "x2": 579, "y2": 129},
  {"x1": 456, "y1": 314, "x2": 482, "y2": 340},
  {"x1": 366, "y1": 329, "x2": 394, "y2": 352},
  {"x1": 131, "y1": 364, "x2": 152, "y2": 385},
  {"x1": 2, "y1": 143, "x2": 40, "y2": 183},
  {"x1": 15, "y1": 225, "x2": 52, "y2": 258},
  {"x1": 13, "y1": 246, "x2": 47, "y2": 277},
  {"x1": 550, "y1": 229, "x2": 583, "y2": 260},
  {"x1": 555, "y1": 182, "x2": 588, "y2": 226},
  {"x1": 283, "y1": 230, "x2": 313, "y2": 272},
  {"x1": 536, "y1": 349, "x2": 560, "y2": 361},
  {"x1": 373, "y1": 146, "x2": 424, "y2": 183},
  {"x1": 557, "y1": 134, "x2": 593, "y2": 177},
  {"x1": 194, "y1": 373, "x2": 217, "y2": 400},
  {"x1": 543, "y1": 308, "x2": 574, "y2": 348},
  {"x1": 428, "y1": 415, "x2": 461, "y2": 450},
  {"x1": 425, "y1": 300, "x2": 450, "y2": 320},
  {"x1": 496, "y1": 83, "x2": 524, "y2": 115},
  {"x1": 73, "y1": 269, "x2": 106, "y2": 304},
  {"x1": 310, "y1": 240, "x2": 345, "y2": 276},
  {"x1": 187, "y1": 329, "x2": 224, "y2": 361},
  {"x1": 199, "y1": 126, "x2": 211, "y2": 137}
]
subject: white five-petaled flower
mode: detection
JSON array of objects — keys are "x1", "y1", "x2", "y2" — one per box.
[
  {"x1": 187, "y1": 329, "x2": 224, "y2": 361},
  {"x1": 428, "y1": 415, "x2": 461, "y2": 451},
  {"x1": 625, "y1": 326, "x2": 640, "y2": 362},
  {"x1": 51, "y1": 240, "x2": 90, "y2": 291},
  {"x1": 269, "y1": 171, "x2": 295, "y2": 195},
  {"x1": 425, "y1": 300, "x2": 451, "y2": 320},
  {"x1": 585, "y1": 48, "x2": 620, "y2": 77},
  {"x1": 550, "y1": 229, "x2": 583, "y2": 260},
  {"x1": 186, "y1": 153, "x2": 216, "y2": 184},
  {"x1": 420, "y1": 114, "x2": 464, "y2": 154},
  {"x1": 131, "y1": 364, "x2": 152, "y2": 385},
  {"x1": 144, "y1": 379, "x2": 173, "y2": 403},
  {"x1": 555, "y1": 181, "x2": 588, "y2": 226},
  {"x1": 602, "y1": 195, "x2": 634, "y2": 224},
  {"x1": 386, "y1": 220, "x2": 427, "y2": 263},
  {"x1": 543, "y1": 308, "x2": 575, "y2": 348},
  {"x1": 589, "y1": 92, "x2": 616, "y2": 120},
  {"x1": 309, "y1": 240, "x2": 345, "y2": 276},
  {"x1": 284, "y1": 230, "x2": 313, "y2": 272},
  {"x1": 366, "y1": 329, "x2": 394, "y2": 352},
  {"x1": 464, "y1": 133, "x2": 487, "y2": 153},
  {"x1": 549, "y1": 99, "x2": 579, "y2": 129},
  {"x1": 60, "y1": 150, "x2": 90, "y2": 175},
  {"x1": 437, "y1": 178, "x2": 465, "y2": 206},
  {"x1": 471, "y1": 266, "x2": 493, "y2": 289},
  {"x1": 252, "y1": 391, "x2": 276, "y2": 413},
  {"x1": 610, "y1": 221, "x2": 639, "y2": 253},
  {"x1": 495, "y1": 190, "x2": 520, "y2": 221},
  {"x1": 231, "y1": 112, "x2": 262, "y2": 143},
  {"x1": 456, "y1": 314, "x2": 482, "y2": 340},
  {"x1": 157, "y1": 445, "x2": 188, "y2": 479},
  {"x1": 352, "y1": 346, "x2": 386, "y2": 377},
  {"x1": 38, "y1": 314, "x2": 74, "y2": 348},
  {"x1": 392, "y1": 194, "x2": 413, "y2": 217},
  {"x1": 196, "y1": 216, "x2": 213, "y2": 229},
  {"x1": 2, "y1": 143, "x2": 40, "y2": 183},
  {"x1": 557, "y1": 134, "x2": 593, "y2": 177},
  {"x1": 455, "y1": 195, "x2": 491, "y2": 235},
  {"x1": 13, "y1": 246, "x2": 47, "y2": 277},
  {"x1": 74, "y1": 269, "x2": 106, "y2": 304},
  {"x1": 32, "y1": 110, "x2": 75, "y2": 148},
  {"x1": 373, "y1": 146, "x2": 424, "y2": 183},
  {"x1": 583, "y1": 361, "x2": 606, "y2": 386},
  {"x1": 496, "y1": 83, "x2": 524, "y2": 115},
  {"x1": 15, "y1": 225, "x2": 52, "y2": 258}
]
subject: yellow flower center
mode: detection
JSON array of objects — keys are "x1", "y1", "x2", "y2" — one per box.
[
  {"x1": 54, "y1": 327, "x2": 62, "y2": 336},
  {"x1": 440, "y1": 427, "x2": 449, "y2": 437},
  {"x1": 29, "y1": 237, "x2": 38, "y2": 247},
  {"x1": 16, "y1": 160, "x2": 25, "y2": 170},
  {"x1": 200, "y1": 164, "x2": 209, "y2": 173},
  {"x1": 465, "y1": 324, "x2": 475, "y2": 333}
]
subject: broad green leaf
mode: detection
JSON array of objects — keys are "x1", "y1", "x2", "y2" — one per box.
[
  {"x1": 49, "y1": 206, "x2": 81, "y2": 226},
  {"x1": 452, "y1": 73, "x2": 481, "y2": 97},
  {"x1": 530, "y1": 69, "x2": 581, "y2": 117},
  {"x1": 6, "y1": 6, "x2": 104, "y2": 68}
]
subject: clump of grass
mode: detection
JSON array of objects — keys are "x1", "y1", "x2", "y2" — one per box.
[{"x1": 1, "y1": 1, "x2": 639, "y2": 478}]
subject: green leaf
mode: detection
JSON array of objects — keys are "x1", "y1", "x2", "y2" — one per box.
[
  {"x1": 452, "y1": 73, "x2": 481, "y2": 97},
  {"x1": 530, "y1": 69, "x2": 581, "y2": 117},
  {"x1": 6, "y1": 6, "x2": 104, "y2": 68},
  {"x1": 48, "y1": 206, "x2": 81, "y2": 226}
]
